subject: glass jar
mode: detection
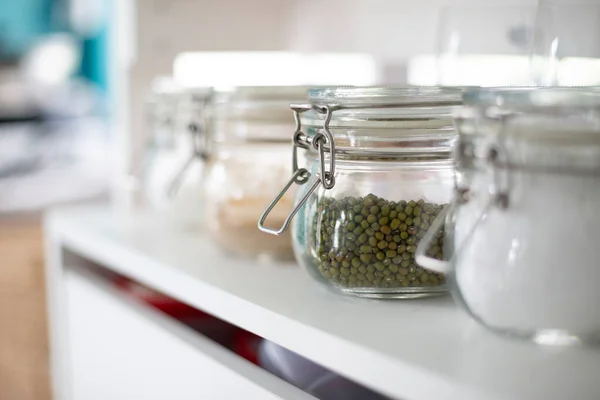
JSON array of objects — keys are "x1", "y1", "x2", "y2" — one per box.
[
  {"x1": 204, "y1": 86, "x2": 309, "y2": 261},
  {"x1": 417, "y1": 87, "x2": 600, "y2": 344},
  {"x1": 260, "y1": 87, "x2": 463, "y2": 298},
  {"x1": 140, "y1": 78, "x2": 212, "y2": 227}
]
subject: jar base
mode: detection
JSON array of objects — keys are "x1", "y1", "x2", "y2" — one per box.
[
  {"x1": 477, "y1": 324, "x2": 600, "y2": 347},
  {"x1": 451, "y1": 290, "x2": 600, "y2": 346},
  {"x1": 532, "y1": 330, "x2": 597, "y2": 346},
  {"x1": 335, "y1": 285, "x2": 449, "y2": 299}
]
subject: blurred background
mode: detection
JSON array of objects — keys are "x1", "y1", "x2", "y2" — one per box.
[
  {"x1": 3, "y1": 0, "x2": 600, "y2": 215},
  {"x1": 0, "y1": 0, "x2": 599, "y2": 399}
]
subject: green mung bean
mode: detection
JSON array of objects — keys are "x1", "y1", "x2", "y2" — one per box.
[{"x1": 311, "y1": 193, "x2": 445, "y2": 289}]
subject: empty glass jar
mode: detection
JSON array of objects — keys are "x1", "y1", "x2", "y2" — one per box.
[
  {"x1": 204, "y1": 86, "x2": 309, "y2": 261},
  {"x1": 260, "y1": 87, "x2": 462, "y2": 298}
]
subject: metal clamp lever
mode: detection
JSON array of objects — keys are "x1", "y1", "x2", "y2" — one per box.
[
  {"x1": 258, "y1": 168, "x2": 320, "y2": 235},
  {"x1": 167, "y1": 118, "x2": 209, "y2": 198},
  {"x1": 258, "y1": 103, "x2": 336, "y2": 236},
  {"x1": 415, "y1": 193, "x2": 493, "y2": 274}
]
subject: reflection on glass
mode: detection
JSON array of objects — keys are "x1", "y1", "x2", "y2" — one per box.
[
  {"x1": 530, "y1": 0, "x2": 600, "y2": 85},
  {"x1": 434, "y1": 5, "x2": 536, "y2": 86}
]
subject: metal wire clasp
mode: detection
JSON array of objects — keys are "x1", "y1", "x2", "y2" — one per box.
[
  {"x1": 166, "y1": 98, "x2": 211, "y2": 198},
  {"x1": 258, "y1": 104, "x2": 338, "y2": 235},
  {"x1": 453, "y1": 108, "x2": 511, "y2": 210},
  {"x1": 483, "y1": 109, "x2": 512, "y2": 210},
  {"x1": 416, "y1": 111, "x2": 512, "y2": 272}
]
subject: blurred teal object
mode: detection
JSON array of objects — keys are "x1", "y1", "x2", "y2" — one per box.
[
  {"x1": 80, "y1": 18, "x2": 109, "y2": 94},
  {"x1": 75, "y1": 0, "x2": 111, "y2": 105},
  {"x1": 0, "y1": 0, "x2": 52, "y2": 58},
  {"x1": 0, "y1": 0, "x2": 109, "y2": 90},
  {"x1": 0, "y1": 0, "x2": 112, "y2": 117}
]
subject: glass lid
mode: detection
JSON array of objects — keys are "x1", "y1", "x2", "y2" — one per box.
[
  {"x1": 212, "y1": 86, "x2": 310, "y2": 122},
  {"x1": 210, "y1": 86, "x2": 310, "y2": 143},
  {"x1": 463, "y1": 87, "x2": 600, "y2": 109},
  {"x1": 309, "y1": 86, "x2": 464, "y2": 107},
  {"x1": 459, "y1": 87, "x2": 600, "y2": 143},
  {"x1": 149, "y1": 77, "x2": 212, "y2": 102},
  {"x1": 300, "y1": 86, "x2": 465, "y2": 155}
]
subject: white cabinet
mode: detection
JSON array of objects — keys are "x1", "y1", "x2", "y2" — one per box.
[{"x1": 64, "y1": 268, "x2": 312, "y2": 400}]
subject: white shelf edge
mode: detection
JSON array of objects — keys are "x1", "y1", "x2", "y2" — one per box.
[{"x1": 46, "y1": 210, "x2": 499, "y2": 400}]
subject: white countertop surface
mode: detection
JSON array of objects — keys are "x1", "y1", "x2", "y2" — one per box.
[{"x1": 46, "y1": 206, "x2": 600, "y2": 400}]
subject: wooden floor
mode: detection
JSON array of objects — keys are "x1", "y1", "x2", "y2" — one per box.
[{"x1": 0, "y1": 219, "x2": 51, "y2": 400}]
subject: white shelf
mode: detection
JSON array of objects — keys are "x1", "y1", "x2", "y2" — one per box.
[{"x1": 46, "y1": 206, "x2": 600, "y2": 400}]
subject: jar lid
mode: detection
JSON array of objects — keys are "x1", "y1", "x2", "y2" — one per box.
[
  {"x1": 147, "y1": 77, "x2": 213, "y2": 140},
  {"x1": 309, "y1": 86, "x2": 463, "y2": 107},
  {"x1": 301, "y1": 86, "x2": 464, "y2": 155},
  {"x1": 463, "y1": 87, "x2": 600, "y2": 110},
  {"x1": 215, "y1": 86, "x2": 310, "y2": 101},
  {"x1": 212, "y1": 86, "x2": 310, "y2": 120},
  {"x1": 459, "y1": 87, "x2": 600, "y2": 143},
  {"x1": 149, "y1": 77, "x2": 213, "y2": 104},
  {"x1": 210, "y1": 86, "x2": 310, "y2": 142}
]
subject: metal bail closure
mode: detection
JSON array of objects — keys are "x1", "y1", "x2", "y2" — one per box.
[
  {"x1": 166, "y1": 121, "x2": 208, "y2": 198},
  {"x1": 259, "y1": 103, "x2": 339, "y2": 236},
  {"x1": 415, "y1": 189, "x2": 495, "y2": 274},
  {"x1": 316, "y1": 104, "x2": 336, "y2": 189},
  {"x1": 487, "y1": 145, "x2": 510, "y2": 209},
  {"x1": 258, "y1": 168, "x2": 320, "y2": 235},
  {"x1": 415, "y1": 202, "x2": 454, "y2": 274}
]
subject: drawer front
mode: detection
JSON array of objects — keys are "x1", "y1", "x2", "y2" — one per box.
[{"x1": 65, "y1": 268, "x2": 312, "y2": 400}]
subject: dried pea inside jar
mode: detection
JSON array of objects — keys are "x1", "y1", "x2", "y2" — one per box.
[{"x1": 310, "y1": 193, "x2": 446, "y2": 289}]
